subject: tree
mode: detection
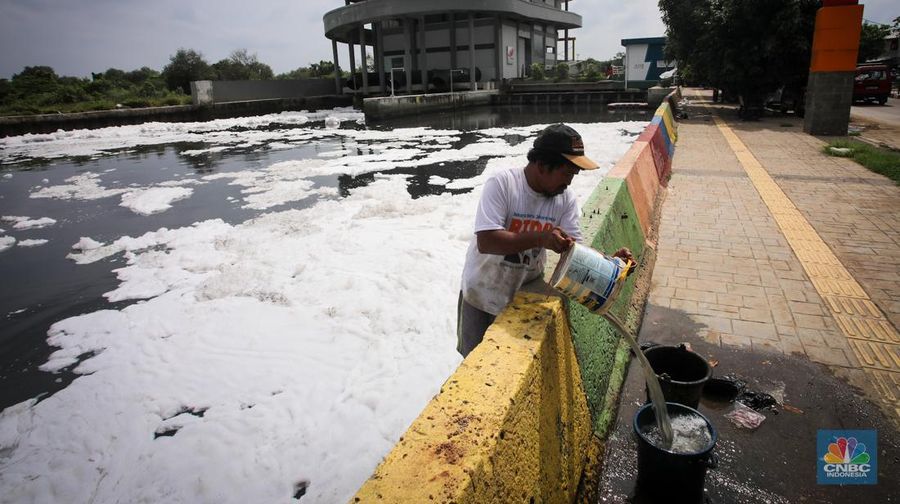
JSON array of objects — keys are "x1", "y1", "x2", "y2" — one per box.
[
  {"x1": 162, "y1": 48, "x2": 214, "y2": 93},
  {"x1": 11, "y1": 66, "x2": 59, "y2": 94},
  {"x1": 659, "y1": 0, "x2": 819, "y2": 113},
  {"x1": 578, "y1": 58, "x2": 602, "y2": 81},
  {"x1": 275, "y1": 60, "x2": 338, "y2": 80},
  {"x1": 212, "y1": 49, "x2": 274, "y2": 81},
  {"x1": 553, "y1": 62, "x2": 569, "y2": 81},
  {"x1": 858, "y1": 22, "x2": 890, "y2": 63}
]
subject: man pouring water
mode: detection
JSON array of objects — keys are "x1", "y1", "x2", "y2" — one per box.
[{"x1": 457, "y1": 123, "x2": 634, "y2": 357}]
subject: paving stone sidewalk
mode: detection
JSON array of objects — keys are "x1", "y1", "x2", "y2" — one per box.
[
  {"x1": 597, "y1": 88, "x2": 899, "y2": 503},
  {"x1": 648, "y1": 89, "x2": 900, "y2": 412}
]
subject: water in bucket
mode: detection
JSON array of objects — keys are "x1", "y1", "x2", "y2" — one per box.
[
  {"x1": 550, "y1": 244, "x2": 673, "y2": 446},
  {"x1": 641, "y1": 414, "x2": 711, "y2": 454}
]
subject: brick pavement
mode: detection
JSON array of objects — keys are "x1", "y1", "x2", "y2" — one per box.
[{"x1": 645, "y1": 88, "x2": 900, "y2": 420}]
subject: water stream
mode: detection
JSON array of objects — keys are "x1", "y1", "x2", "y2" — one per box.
[{"x1": 604, "y1": 312, "x2": 674, "y2": 447}]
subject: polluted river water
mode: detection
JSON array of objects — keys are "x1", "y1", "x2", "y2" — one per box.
[{"x1": 0, "y1": 104, "x2": 651, "y2": 503}]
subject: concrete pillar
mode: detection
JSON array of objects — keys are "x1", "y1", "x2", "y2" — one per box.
[
  {"x1": 564, "y1": 0, "x2": 570, "y2": 61},
  {"x1": 450, "y1": 13, "x2": 457, "y2": 71},
  {"x1": 419, "y1": 15, "x2": 428, "y2": 94},
  {"x1": 496, "y1": 15, "x2": 503, "y2": 86},
  {"x1": 469, "y1": 14, "x2": 476, "y2": 88},
  {"x1": 542, "y1": 24, "x2": 547, "y2": 66},
  {"x1": 529, "y1": 23, "x2": 535, "y2": 77},
  {"x1": 403, "y1": 19, "x2": 412, "y2": 93},
  {"x1": 803, "y1": 0, "x2": 864, "y2": 135},
  {"x1": 348, "y1": 38, "x2": 357, "y2": 91},
  {"x1": 359, "y1": 24, "x2": 369, "y2": 95},
  {"x1": 332, "y1": 39, "x2": 342, "y2": 95},
  {"x1": 376, "y1": 22, "x2": 385, "y2": 94}
]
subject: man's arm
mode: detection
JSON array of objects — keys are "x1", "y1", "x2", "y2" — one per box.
[{"x1": 477, "y1": 227, "x2": 574, "y2": 255}]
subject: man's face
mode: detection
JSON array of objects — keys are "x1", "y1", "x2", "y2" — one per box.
[{"x1": 538, "y1": 162, "x2": 579, "y2": 197}]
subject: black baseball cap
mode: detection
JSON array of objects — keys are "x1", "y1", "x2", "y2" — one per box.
[{"x1": 533, "y1": 124, "x2": 599, "y2": 170}]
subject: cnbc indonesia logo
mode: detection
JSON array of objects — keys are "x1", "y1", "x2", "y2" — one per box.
[{"x1": 818, "y1": 430, "x2": 877, "y2": 485}]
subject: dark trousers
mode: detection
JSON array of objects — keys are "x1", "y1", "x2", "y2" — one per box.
[{"x1": 456, "y1": 291, "x2": 496, "y2": 357}]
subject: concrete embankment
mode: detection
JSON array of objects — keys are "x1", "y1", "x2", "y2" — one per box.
[
  {"x1": 363, "y1": 85, "x2": 656, "y2": 121},
  {"x1": 363, "y1": 91, "x2": 498, "y2": 121},
  {"x1": 352, "y1": 91, "x2": 681, "y2": 502},
  {"x1": 0, "y1": 96, "x2": 352, "y2": 137}
]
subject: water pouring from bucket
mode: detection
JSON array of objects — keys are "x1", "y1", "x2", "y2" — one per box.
[{"x1": 550, "y1": 243, "x2": 674, "y2": 447}]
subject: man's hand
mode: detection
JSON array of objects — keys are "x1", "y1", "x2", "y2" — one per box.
[
  {"x1": 541, "y1": 227, "x2": 575, "y2": 253},
  {"x1": 612, "y1": 247, "x2": 636, "y2": 275}
]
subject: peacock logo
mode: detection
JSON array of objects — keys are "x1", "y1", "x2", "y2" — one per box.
[
  {"x1": 823, "y1": 436, "x2": 870, "y2": 465},
  {"x1": 818, "y1": 430, "x2": 877, "y2": 485}
]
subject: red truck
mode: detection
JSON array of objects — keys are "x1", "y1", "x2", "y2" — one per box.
[{"x1": 853, "y1": 64, "x2": 892, "y2": 105}]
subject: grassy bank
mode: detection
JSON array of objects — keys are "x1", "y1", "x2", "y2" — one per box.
[
  {"x1": 0, "y1": 95, "x2": 192, "y2": 116},
  {"x1": 824, "y1": 139, "x2": 900, "y2": 184}
]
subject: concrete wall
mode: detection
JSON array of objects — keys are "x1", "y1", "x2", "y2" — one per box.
[
  {"x1": 362, "y1": 90, "x2": 498, "y2": 120},
  {"x1": 352, "y1": 90, "x2": 682, "y2": 502},
  {"x1": 354, "y1": 292, "x2": 593, "y2": 503},
  {"x1": 190, "y1": 79, "x2": 336, "y2": 105}
]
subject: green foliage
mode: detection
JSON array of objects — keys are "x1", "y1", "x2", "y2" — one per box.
[
  {"x1": 858, "y1": 23, "x2": 890, "y2": 63},
  {"x1": 212, "y1": 49, "x2": 274, "y2": 81},
  {"x1": 553, "y1": 62, "x2": 569, "y2": 81},
  {"x1": 0, "y1": 50, "x2": 340, "y2": 116},
  {"x1": 578, "y1": 58, "x2": 602, "y2": 82},
  {"x1": 659, "y1": 0, "x2": 819, "y2": 107},
  {"x1": 530, "y1": 63, "x2": 545, "y2": 80},
  {"x1": 162, "y1": 48, "x2": 214, "y2": 93},
  {"x1": 825, "y1": 140, "x2": 900, "y2": 184},
  {"x1": 276, "y1": 60, "x2": 337, "y2": 80},
  {"x1": 0, "y1": 62, "x2": 189, "y2": 116}
]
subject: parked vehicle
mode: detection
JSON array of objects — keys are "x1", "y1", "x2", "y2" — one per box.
[
  {"x1": 765, "y1": 85, "x2": 806, "y2": 117},
  {"x1": 853, "y1": 64, "x2": 892, "y2": 105}
]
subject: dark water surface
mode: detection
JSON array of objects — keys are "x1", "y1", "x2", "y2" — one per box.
[{"x1": 0, "y1": 104, "x2": 649, "y2": 411}]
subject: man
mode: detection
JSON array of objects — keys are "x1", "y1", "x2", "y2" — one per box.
[{"x1": 457, "y1": 123, "x2": 633, "y2": 357}]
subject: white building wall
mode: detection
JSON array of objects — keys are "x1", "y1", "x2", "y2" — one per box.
[
  {"x1": 625, "y1": 43, "x2": 650, "y2": 82},
  {"x1": 375, "y1": 14, "x2": 566, "y2": 83}
]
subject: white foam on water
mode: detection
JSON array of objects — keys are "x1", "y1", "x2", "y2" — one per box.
[
  {"x1": 0, "y1": 235, "x2": 15, "y2": 252},
  {"x1": 0, "y1": 114, "x2": 648, "y2": 503},
  {"x1": 2, "y1": 215, "x2": 57, "y2": 230},
  {"x1": 17, "y1": 239, "x2": 49, "y2": 247},
  {"x1": 0, "y1": 109, "x2": 365, "y2": 163},
  {"x1": 119, "y1": 187, "x2": 194, "y2": 215},
  {"x1": 643, "y1": 414, "x2": 712, "y2": 454},
  {"x1": 31, "y1": 173, "x2": 130, "y2": 201}
]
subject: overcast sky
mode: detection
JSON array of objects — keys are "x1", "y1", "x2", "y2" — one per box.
[{"x1": 1, "y1": 0, "x2": 897, "y2": 79}]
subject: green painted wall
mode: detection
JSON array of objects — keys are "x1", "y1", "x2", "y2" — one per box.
[{"x1": 569, "y1": 177, "x2": 646, "y2": 433}]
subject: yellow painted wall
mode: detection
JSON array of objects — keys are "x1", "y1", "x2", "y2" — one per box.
[{"x1": 352, "y1": 293, "x2": 593, "y2": 503}]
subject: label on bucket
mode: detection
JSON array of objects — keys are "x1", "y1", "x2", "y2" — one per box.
[{"x1": 551, "y1": 244, "x2": 626, "y2": 314}]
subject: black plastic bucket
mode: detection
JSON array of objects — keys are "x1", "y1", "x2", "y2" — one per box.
[
  {"x1": 644, "y1": 344, "x2": 712, "y2": 409},
  {"x1": 633, "y1": 402, "x2": 718, "y2": 503}
]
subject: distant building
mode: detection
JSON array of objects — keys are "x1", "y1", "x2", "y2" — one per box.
[
  {"x1": 323, "y1": 0, "x2": 586, "y2": 95},
  {"x1": 882, "y1": 28, "x2": 899, "y2": 67},
  {"x1": 621, "y1": 37, "x2": 675, "y2": 89}
]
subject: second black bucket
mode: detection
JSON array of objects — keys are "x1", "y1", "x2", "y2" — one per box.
[
  {"x1": 644, "y1": 344, "x2": 712, "y2": 409},
  {"x1": 633, "y1": 402, "x2": 718, "y2": 503}
]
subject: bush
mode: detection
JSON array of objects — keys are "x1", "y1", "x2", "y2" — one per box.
[
  {"x1": 530, "y1": 63, "x2": 545, "y2": 80},
  {"x1": 553, "y1": 63, "x2": 569, "y2": 81}
]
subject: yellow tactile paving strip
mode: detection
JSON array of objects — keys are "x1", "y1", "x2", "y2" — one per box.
[{"x1": 711, "y1": 116, "x2": 900, "y2": 421}]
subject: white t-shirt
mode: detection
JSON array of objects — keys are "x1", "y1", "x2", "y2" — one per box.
[{"x1": 461, "y1": 167, "x2": 582, "y2": 315}]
